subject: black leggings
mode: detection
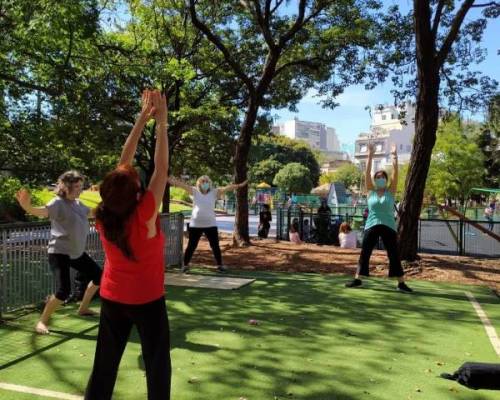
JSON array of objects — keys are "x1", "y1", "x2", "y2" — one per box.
[
  {"x1": 184, "y1": 226, "x2": 222, "y2": 266},
  {"x1": 48, "y1": 253, "x2": 102, "y2": 301},
  {"x1": 85, "y1": 297, "x2": 171, "y2": 400},
  {"x1": 357, "y1": 224, "x2": 404, "y2": 278}
]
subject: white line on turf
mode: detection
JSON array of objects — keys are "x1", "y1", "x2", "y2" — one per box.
[
  {"x1": 465, "y1": 291, "x2": 500, "y2": 357},
  {"x1": 0, "y1": 382, "x2": 83, "y2": 400}
]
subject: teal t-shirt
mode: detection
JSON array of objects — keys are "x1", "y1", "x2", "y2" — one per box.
[{"x1": 364, "y1": 190, "x2": 397, "y2": 232}]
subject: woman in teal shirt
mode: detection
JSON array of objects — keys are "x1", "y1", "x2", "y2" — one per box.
[{"x1": 346, "y1": 143, "x2": 412, "y2": 292}]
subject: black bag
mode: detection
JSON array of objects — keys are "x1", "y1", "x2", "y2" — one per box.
[{"x1": 441, "y1": 362, "x2": 500, "y2": 390}]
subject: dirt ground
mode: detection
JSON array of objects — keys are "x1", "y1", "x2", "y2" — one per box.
[{"x1": 186, "y1": 233, "x2": 500, "y2": 293}]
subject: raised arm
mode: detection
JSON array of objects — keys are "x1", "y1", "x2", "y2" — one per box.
[
  {"x1": 15, "y1": 189, "x2": 48, "y2": 218},
  {"x1": 365, "y1": 143, "x2": 375, "y2": 193},
  {"x1": 168, "y1": 176, "x2": 193, "y2": 195},
  {"x1": 218, "y1": 180, "x2": 248, "y2": 194},
  {"x1": 389, "y1": 144, "x2": 398, "y2": 194},
  {"x1": 119, "y1": 90, "x2": 155, "y2": 166},
  {"x1": 147, "y1": 90, "x2": 169, "y2": 210}
]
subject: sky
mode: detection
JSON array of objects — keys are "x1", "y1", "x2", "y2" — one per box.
[{"x1": 271, "y1": 1, "x2": 500, "y2": 152}]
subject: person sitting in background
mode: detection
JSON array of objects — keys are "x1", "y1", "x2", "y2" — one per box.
[
  {"x1": 338, "y1": 222, "x2": 357, "y2": 249},
  {"x1": 289, "y1": 218, "x2": 302, "y2": 244}
]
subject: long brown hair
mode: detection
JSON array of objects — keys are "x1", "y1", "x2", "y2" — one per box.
[{"x1": 96, "y1": 165, "x2": 141, "y2": 260}]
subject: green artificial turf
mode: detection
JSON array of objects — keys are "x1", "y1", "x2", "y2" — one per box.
[{"x1": 0, "y1": 272, "x2": 498, "y2": 400}]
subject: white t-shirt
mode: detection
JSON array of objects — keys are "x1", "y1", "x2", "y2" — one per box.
[
  {"x1": 339, "y1": 231, "x2": 357, "y2": 249},
  {"x1": 190, "y1": 188, "x2": 218, "y2": 228}
]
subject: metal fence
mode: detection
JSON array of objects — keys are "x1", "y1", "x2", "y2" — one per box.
[
  {"x1": 0, "y1": 213, "x2": 184, "y2": 315},
  {"x1": 418, "y1": 219, "x2": 500, "y2": 257},
  {"x1": 276, "y1": 207, "x2": 500, "y2": 258}
]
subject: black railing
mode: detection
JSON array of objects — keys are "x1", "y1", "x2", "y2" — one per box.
[{"x1": 276, "y1": 207, "x2": 499, "y2": 258}]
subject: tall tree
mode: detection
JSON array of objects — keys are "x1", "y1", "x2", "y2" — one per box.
[
  {"x1": 188, "y1": 0, "x2": 385, "y2": 244},
  {"x1": 249, "y1": 135, "x2": 320, "y2": 186},
  {"x1": 273, "y1": 162, "x2": 313, "y2": 194},
  {"x1": 392, "y1": 0, "x2": 498, "y2": 260}
]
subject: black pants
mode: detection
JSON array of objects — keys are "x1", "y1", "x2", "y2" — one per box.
[
  {"x1": 184, "y1": 226, "x2": 222, "y2": 266},
  {"x1": 258, "y1": 223, "x2": 270, "y2": 238},
  {"x1": 48, "y1": 253, "x2": 102, "y2": 301},
  {"x1": 357, "y1": 224, "x2": 404, "y2": 278},
  {"x1": 85, "y1": 297, "x2": 171, "y2": 400}
]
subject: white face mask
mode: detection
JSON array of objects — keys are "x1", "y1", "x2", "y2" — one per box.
[{"x1": 200, "y1": 182, "x2": 210, "y2": 191}]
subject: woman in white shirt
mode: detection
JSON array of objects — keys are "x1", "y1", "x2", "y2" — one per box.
[
  {"x1": 169, "y1": 175, "x2": 247, "y2": 272},
  {"x1": 338, "y1": 222, "x2": 357, "y2": 249}
]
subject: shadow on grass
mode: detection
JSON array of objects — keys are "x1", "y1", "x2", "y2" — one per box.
[
  {"x1": 0, "y1": 322, "x2": 98, "y2": 371},
  {"x1": 0, "y1": 271, "x2": 498, "y2": 399},
  {"x1": 158, "y1": 273, "x2": 496, "y2": 399}
]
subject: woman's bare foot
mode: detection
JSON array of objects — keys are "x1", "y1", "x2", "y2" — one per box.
[
  {"x1": 35, "y1": 321, "x2": 50, "y2": 335},
  {"x1": 78, "y1": 309, "x2": 99, "y2": 317}
]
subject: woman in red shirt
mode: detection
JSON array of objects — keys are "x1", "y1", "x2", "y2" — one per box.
[{"x1": 85, "y1": 90, "x2": 170, "y2": 400}]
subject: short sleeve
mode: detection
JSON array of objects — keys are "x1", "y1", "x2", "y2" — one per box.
[
  {"x1": 137, "y1": 190, "x2": 157, "y2": 222},
  {"x1": 46, "y1": 198, "x2": 62, "y2": 221}
]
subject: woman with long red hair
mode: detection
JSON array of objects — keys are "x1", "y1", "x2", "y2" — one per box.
[{"x1": 85, "y1": 89, "x2": 170, "y2": 399}]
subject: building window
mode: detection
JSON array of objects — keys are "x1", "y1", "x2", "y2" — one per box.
[
  {"x1": 406, "y1": 145, "x2": 411, "y2": 152},
  {"x1": 381, "y1": 115, "x2": 386, "y2": 120},
  {"x1": 360, "y1": 145, "x2": 367, "y2": 152},
  {"x1": 374, "y1": 160, "x2": 380, "y2": 171},
  {"x1": 376, "y1": 143, "x2": 382, "y2": 152},
  {"x1": 400, "y1": 144, "x2": 403, "y2": 150}
]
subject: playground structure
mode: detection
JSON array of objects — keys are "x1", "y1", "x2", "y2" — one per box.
[
  {"x1": 254, "y1": 182, "x2": 279, "y2": 208},
  {"x1": 326, "y1": 182, "x2": 350, "y2": 206}
]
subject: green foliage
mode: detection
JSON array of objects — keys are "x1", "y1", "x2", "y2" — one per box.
[
  {"x1": 397, "y1": 163, "x2": 410, "y2": 199},
  {"x1": 376, "y1": 3, "x2": 497, "y2": 111},
  {"x1": 249, "y1": 159, "x2": 283, "y2": 186},
  {"x1": 0, "y1": 176, "x2": 25, "y2": 221},
  {"x1": 426, "y1": 117, "x2": 485, "y2": 202},
  {"x1": 319, "y1": 164, "x2": 362, "y2": 190},
  {"x1": 0, "y1": 0, "x2": 238, "y2": 186},
  {"x1": 319, "y1": 172, "x2": 335, "y2": 186},
  {"x1": 273, "y1": 163, "x2": 313, "y2": 194},
  {"x1": 249, "y1": 135, "x2": 320, "y2": 186},
  {"x1": 170, "y1": 187, "x2": 191, "y2": 203},
  {"x1": 477, "y1": 94, "x2": 500, "y2": 188}
]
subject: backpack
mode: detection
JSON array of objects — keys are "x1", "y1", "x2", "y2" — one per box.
[{"x1": 440, "y1": 362, "x2": 500, "y2": 390}]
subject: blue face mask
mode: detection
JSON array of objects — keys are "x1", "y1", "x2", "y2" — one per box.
[
  {"x1": 200, "y1": 182, "x2": 210, "y2": 191},
  {"x1": 375, "y1": 178, "x2": 387, "y2": 189}
]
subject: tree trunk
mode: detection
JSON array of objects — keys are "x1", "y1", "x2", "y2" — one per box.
[
  {"x1": 232, "y1": 99, "x2": 258, "y2": 246},
  {"x1": 398, "y1": 70, "x2": 440, "y2": 261}
]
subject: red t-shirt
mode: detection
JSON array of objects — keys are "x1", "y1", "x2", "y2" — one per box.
[{"x1": 98, "y1": 190, "x2": 165, "y2": 304}]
